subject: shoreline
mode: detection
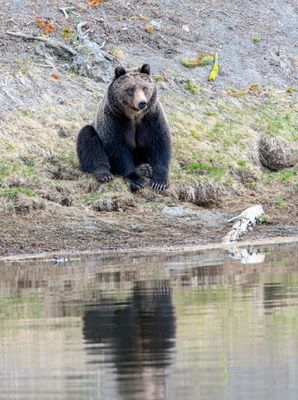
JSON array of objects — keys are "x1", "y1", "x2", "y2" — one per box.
[{"x1": 1, "y1": 235, "x2": 297, "y2": 263}]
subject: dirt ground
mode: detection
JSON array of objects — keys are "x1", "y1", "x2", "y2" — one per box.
[{"x1": 0, "y1": 0, "x2": 297, "y2": 256}]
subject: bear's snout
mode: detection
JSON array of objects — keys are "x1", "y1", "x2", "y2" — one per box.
[{"x1": 138, "y1": 101, "x2": 147, "y2": 110}]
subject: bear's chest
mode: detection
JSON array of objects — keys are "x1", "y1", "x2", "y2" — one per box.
[{"x1": 125, "y1": 119, "x2": 148, "y2": 149}]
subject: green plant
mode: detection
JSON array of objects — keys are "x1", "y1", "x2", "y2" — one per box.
[
  {"x1": 184, "y1": 81, "x2": 199, "y2": 94},
  {"x1": 274, "y1": 198, "x2": 287, "y2": 207},
  {"x1": 0, "y1": 187, "x2": 36, "y2": 199},
  {"x1": 252, "y1": 35, "x2": 261, "y2": 44}
]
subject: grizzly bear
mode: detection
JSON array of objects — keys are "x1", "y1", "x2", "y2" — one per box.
[{"x1": 77, "y1": 64, "x2": 171, "y2": 191}]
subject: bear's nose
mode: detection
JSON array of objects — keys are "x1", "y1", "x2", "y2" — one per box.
[{"x1": 138, "y1": 101, "x2": 147, "y2": 110}]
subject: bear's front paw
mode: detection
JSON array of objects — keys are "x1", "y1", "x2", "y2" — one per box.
[
  {"x1": 135, "y1": 164, "x2": 152, "y2": 178},
  {"x1": 151, "y1": 179, "x2": 169, "y2": 191},
  {"x1": 94, "y1": 169, "x2": 114, "y2": 182},
  {"x1": 126, "y1": 173, "x2": 149, "y2": 192}
]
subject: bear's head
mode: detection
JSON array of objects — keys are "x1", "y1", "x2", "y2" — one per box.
[{"x1": 108, "y1": 64, "x2": 157, "y2": 117}]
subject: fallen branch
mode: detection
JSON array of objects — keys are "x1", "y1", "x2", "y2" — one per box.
[
  {"x1": 199, "y1": 8, "x2": 232, "y2": 18},
  {"x1": 6, "y1": 31, "x2": 77, "y2": 56},
  {"x1": 223, "y1": 205, "x2": 265, "y2": 243}
]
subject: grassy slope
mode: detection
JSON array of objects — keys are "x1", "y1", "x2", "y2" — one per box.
[{"x1": 0, "y1": 62, "x2": 297, "y2": 218}]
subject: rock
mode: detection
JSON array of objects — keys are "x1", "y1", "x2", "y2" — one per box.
[{"x1": 162, "y1": 206, "x2": 228, "y2": 228}]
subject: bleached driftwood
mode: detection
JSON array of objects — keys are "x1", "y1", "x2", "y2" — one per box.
[
  {"x1": 72, "y1": 21, "x2": 113, "y2": 82},
  {"x1": 223, "y1": 204, "x2": 264, "y2": 243},
  {"x1": 6, "y1": 31, "x2": 77, "y2": 56}
]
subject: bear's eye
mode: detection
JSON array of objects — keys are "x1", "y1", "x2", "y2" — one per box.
[
  {"x1": 126, "y1": 87, "x2": 135, "y2": 96},
  {"x1": 142, "y1": 86, "x2": 148, "y2": 94}
]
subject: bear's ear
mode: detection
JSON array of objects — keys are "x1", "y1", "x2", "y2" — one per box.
[
  {"x1": 115, "y1": 66, "x2": 126, "y2": 79},
  {"x1": 140, "y1": 64, "x2": 150, "y2": 75}
]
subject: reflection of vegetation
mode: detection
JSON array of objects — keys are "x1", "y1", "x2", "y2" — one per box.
[
  {"x1": 175, "y1": 286, "x2": 233, "y2": 306},
  {"x1": 0, "y1": 292, "x2": 42, "y2": 320}
]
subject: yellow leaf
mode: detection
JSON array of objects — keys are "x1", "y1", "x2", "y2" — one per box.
[{"x1": 208, "y1": 52, "x2": 220, "y2": 81}]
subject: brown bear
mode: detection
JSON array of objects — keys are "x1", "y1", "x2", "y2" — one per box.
[{"x1": 77, "y1": 64, "x2": 171, "y2": 191}]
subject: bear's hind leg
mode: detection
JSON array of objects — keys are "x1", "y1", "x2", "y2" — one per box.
[{"x1": 77, "y1": 125, "x2": 113, "y2": 182}]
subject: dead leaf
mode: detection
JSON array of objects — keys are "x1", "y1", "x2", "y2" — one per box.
[
  {"x1": 139, "y1": 14, "x2": 150, "y2": 22},
  {"x1": 51, "y1": 73, "x2": 60, "y2": 80},
  {"x1": 145, "y1": 24, "x2": 154, "y2": 33},
  {"x1": 225, "y1": 84, "x2": 261, "y2": 97},
  {"x1": 36, "y1": 18, "x2": 56, "y2": 33},
  {"x1": 36, "y1": 19, "x2": 56, "y2": 33},
  {"x1": 87, "y1": 0, "x2": 103, "y2": 6}
]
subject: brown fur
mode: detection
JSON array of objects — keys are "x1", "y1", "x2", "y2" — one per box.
[{"x1": 78, "y1": 64, "x2": 171, "y2": 191}]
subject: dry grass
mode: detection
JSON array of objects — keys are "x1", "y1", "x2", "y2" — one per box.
[
  {"x1": 90, "y1": 193, "x2": 137, "y2": 212},
  {"x1": 259, "y1": 135, "x2": 298, "y2": 171},
  {"x1": 177, "y1": 181, "x2": 224, "y2": 207}
]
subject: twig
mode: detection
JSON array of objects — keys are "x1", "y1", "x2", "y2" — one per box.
[
  {"x1": 59, "y1": 8, "x2": 68, "y2": 19},
  {"x1": 199, "y1": 8, "x2": 232, "y2": 18},
  {"x1": 6, "y1": 31, "x2": 77, "y2": 56}
]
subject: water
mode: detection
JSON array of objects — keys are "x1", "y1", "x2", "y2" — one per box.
[{"x1": 0, "y1": 243, "x2": 298, "y2": 400}]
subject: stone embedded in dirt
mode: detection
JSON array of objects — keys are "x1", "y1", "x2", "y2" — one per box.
[
  {"x1": 163, "y1": 206, "x2": 193, "y2": 218},
  {"x1": 259, "y1": 135, "x2": 298, "y2": 171},
  {"x1": 162, "y1": 206, "x2": 228, "y2": 228}
]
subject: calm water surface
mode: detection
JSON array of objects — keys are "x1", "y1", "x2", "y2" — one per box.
[{"x1": 0, "y1": 243, "x2": 298, "y2": 400}]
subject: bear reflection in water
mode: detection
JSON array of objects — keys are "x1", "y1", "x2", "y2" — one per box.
[{"x1": 83, "y1": 281, "x2": 176, "y2": 399}]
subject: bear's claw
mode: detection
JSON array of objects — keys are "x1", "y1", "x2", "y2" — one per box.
[
  {"x1": 126, "y1": 173, "x2": 149, "y2": 191},
  {"x1": 94, "y1": 169, "x2": 114, "y2": 182},
  {"x1": 151, "y1": 180, "x2": 168, "y2": 191}
]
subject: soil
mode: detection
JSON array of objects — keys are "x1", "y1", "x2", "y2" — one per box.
[{"x1": 0, "y1": 0, "x2": 297, "y2": 257}]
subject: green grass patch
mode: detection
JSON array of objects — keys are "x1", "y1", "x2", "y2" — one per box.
[
  {"x1": 186, "y1": 162, "x2": 227, "y2": 180},
  {"x1": 255, "y1": 102, "x2": 298, "y2": 141},
  {"x1": 184, "y1": 81, "x2": 199, "y2": 94},
  {"x1": 84, "y1": 191, "x2": 102, "y2": 203},
  {"x1": 274, "y1": 198, "x2": 287, "y2": 207},
  {"x1": 0, "y1": 187, "x2": 36, "y2": 200},
  {"x1": 0, "y1": 161, "x2": 38, "y2": 183},
  {"x1": 237, "y1": 159, "x2": 247, "y2": 167}
]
